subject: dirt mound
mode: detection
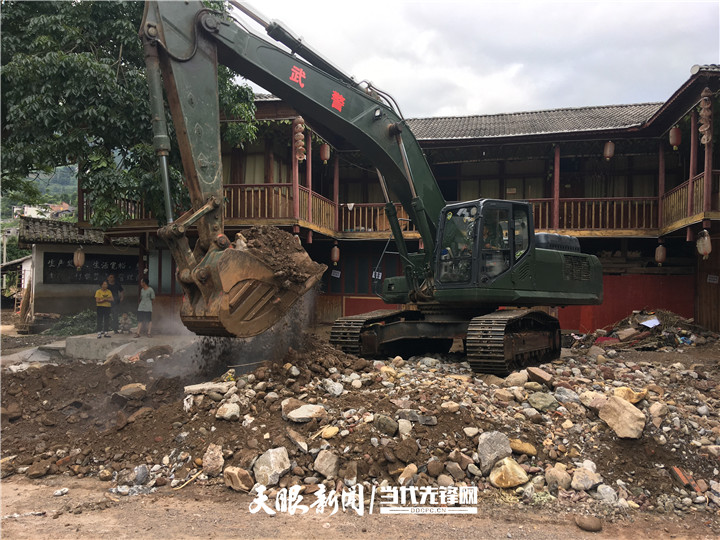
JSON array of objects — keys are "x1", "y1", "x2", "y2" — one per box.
[
  {"x1": 241, "y1": 226, "x2": 326, "y2": 285},
  {"x1": 2, "y1": 328, "x2": 720, "y2": 526}
]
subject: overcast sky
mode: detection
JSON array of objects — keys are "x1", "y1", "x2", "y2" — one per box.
[{"x1": 232, "y1": 0, "x2": 719, "y2": 119}]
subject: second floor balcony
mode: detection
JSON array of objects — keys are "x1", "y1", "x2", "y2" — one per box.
[{"x1": 78, "y1": 168, "x2": 719, "y2": 239}]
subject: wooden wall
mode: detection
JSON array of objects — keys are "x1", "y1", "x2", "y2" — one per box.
[
  {"x1": 559, "y1": 274, "x2": 695, "y2": 333},
  {"x1": 696, "y1": 232, "x2": 720, "y2": 332}
]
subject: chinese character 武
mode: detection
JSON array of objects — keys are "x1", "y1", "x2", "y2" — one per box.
[{"x1": 289, "y1": 66, "x2": 306, "y2": 88}]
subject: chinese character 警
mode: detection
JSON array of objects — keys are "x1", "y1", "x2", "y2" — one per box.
[
  {"x1": 331, "y1": 91, "x2": 345, "y2": 112},
  {"x1": 289, "y1": 66, "x2": 306, "y2": 88}
]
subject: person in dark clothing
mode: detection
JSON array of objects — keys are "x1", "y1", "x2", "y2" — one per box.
[{"x1": 107, "y1": 273, "x2": 124, "y2": 333}]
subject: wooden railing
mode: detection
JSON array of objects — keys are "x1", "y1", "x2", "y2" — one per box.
[
  {"x1": 555, "y1": 197, "x2": 658, "y2": 230},
  {"x1": 529, "y1": 199, "x2": 552, "y2": 229},
  {"x1": 223, "y1": 183, "x2": 293, "y2": 220},
  {"x1": 83, "y1": 173, "x2": 719, "y2": 234},
  {"x1": 78, "y1": 190, "x2": 152, "y2": 222},
  {"x1": 340, "y1": 203, "x2": 417, "y2": 233},
  {"x1": 298, "y1": 186, "x2": 335, "y2": 230},
  {"x1": 662, "y1": 181, "x2": 691, "y2": 226},
  {"x1": 661, "y1": 171, "x2": 719, "y2": 227}
]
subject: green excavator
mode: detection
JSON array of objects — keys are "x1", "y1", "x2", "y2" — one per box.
[{"x1": 140, "y1": 0, "x2": 602, "y2": 375}]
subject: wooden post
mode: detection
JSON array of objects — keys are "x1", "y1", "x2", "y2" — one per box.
[
  {"x1": 689, "y1": 110, "x2": 698, "y2": 219},
  {"x1": 306, "y1": 131, "x2": 312, "y2": 225},
  {"x1": 552, "y1": 145, "x2": 560, "y2": 229},
  {"x1": 658, "y1": 142, "x2": 665, "y2": 228},
  {"x1": 333, "y1": 154, "x2": 340, "y2": 231},
  {"x1": 292, "y1": 120, "x2": 300, "y2": 230}
]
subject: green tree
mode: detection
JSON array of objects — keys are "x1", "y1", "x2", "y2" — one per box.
[{"x1": 1, "y1": 1, "x2": 256, "y2": 229}]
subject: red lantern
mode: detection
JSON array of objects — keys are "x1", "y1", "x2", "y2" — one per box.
[
  {"x1": 654, "y1": 244, "x2": 666, "y2": 266},
  {"x1": 669, "y1": 126, "x2": 681, "y2": 150},
  {"x1": 73, "y1": 246, "x2": 85, "y2": 272},
  {"x1": 330, "y1": 241, "x2": 340, "y2": 266},
  {"x1": 603, "y1": 141, "x2": 615, "y2": 161},
  {"x1": 319, "y1": 143, "x2": 331, "y2": 164}
]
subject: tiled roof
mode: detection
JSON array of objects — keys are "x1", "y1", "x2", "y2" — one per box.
[
  {"x1": 18, "y1": 217, "x2": 139, "y2": 247},
  {"x1": 692, "y1": 64, "x2": 720, "y2": 73},
  {"x1": 406, "y1": 103, "x2": 663, "y2": 141},
  {"x1": 19, "y1": 216, "x2": 105, "y2": 245}
]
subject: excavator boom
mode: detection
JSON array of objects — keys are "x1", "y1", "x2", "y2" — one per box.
[{"x1": 140, "y1": 1, "x2": 326, "y2": 337}]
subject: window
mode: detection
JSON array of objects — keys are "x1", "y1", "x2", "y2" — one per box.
[
  {"x1": 481, "y1": 205, "x2": 510, "y2": 279},
  {"x1": 513, "y1": 205, "x2": 530, "y2": 261},
  {"x1": 438, "y1": 205, "x2": 478, "y2": 283}
]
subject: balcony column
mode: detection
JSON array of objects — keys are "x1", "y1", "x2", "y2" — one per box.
[
  {"x1": 306, "y1": 131, "x2": 313, "y2": 243},
  {"x1": 552, "y1": 145, "x2": 560, "y2": 229},
  {"x1": 658, "y1": 142, "x2": 665, "y2": 228},
  {"x1": 333, "y1": 155, "x2": 340, "y2": 231},
  {"x1": 292, "y1": 121, "x2": 300, "y2": 233},
  {"x1": 688, "y1": 110, "x2": 698, "y2": 223}
]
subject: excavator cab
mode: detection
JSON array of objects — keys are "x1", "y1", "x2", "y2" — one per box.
[{"x1": 436, "y1": 200, "x2": 523, "y2": 287}]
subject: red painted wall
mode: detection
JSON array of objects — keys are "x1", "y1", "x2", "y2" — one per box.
[
  {"x1": 343, "y1": 296, "x2": 400, "y2": 316},
  {"x1": 558, "y1": 274, "x2": 695, "y2": 333}
]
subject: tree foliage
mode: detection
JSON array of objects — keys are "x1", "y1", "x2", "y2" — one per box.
[{"x1": 1, "y1": 0, "x2": 256, "y2": 229}]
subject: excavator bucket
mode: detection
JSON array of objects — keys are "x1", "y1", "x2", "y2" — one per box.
[{"x1": 179, "y1": 228, "x2": 327, "y2": 338}]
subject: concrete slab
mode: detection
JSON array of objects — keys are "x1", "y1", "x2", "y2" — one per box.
[{"x1": 65, "y1": 333, "x2": 197, "y2": 362}]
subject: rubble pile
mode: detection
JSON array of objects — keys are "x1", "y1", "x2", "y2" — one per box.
[
  {"x1": 1, "y1": 323, "x2": 720, "y2": 524},
  {"x1": 571, "y1": 309, "x2": 717, "y2": 353}
]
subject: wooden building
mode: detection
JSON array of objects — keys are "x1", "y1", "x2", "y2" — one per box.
[{"x1": 78, "y1": 64, "x2": 720, "y2": 333}]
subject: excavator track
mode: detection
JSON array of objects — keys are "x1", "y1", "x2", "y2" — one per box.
[
  {"x1": 466, "y1": 309, "x2": 560, "y2": 376},
  {"x1": 329, "y1": 309, "x2": 408, "y2": 355}
]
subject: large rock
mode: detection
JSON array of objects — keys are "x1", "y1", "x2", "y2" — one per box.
[
  {"x1": 595, "y1": 484, "x2": 618, "y2": 504},
  {"x1": 26, "y1": 460, "x2": 51, "y2": 479},
  {"x1": 224, "y1": 466, "x2": 254, "y2": 492},
  {"x1": 286, "y1": 404, "x2": 328, "y2": 423},
  {"x1": 526, "y1": 367, "x2": 553, "y2": 386},
  {"x1": 503, "y1": 371, "x2": 528, "y2": 387},
  {"x1": 253, "y1": 447, "x2": 290, "y2": 486},
  {"x1": 545, "y1": 465, "x2": 571, "y2": 493},
  {"x1": 398, "y1": 464, "x2": 417, "y2": 486},
  {"x1": 614, "y1": 386, "x2": 647, "y2": 404},
  {"x1": 215, "y1": 402, "x2": 240, "y2": 421},
  {"x1": 324, "y1": 379, "x2": 344, "y2": 397},
  {"x1": 394, "y1": 438, "x2": 418, "y2": 463},
  {"x1": 571, "y1": 467, "x2": 603, "y2": 491},
  {"x1": 314, "y1": 450, "x2": 340, "y2": 478},
  {"x1": 649, "y1": 401, "x2": 668, "y2": 417},
  {"x1": 286, "y1": 428, "x2": 308, "y2": 453},
  {"x1": 554, "y1": 387, "x2": 580, "y2": 404},
  {"x1": 476, "y1": 431, "x2": 512, "y2": 475},
  {"x1": 202, "y1": 444, "x2": 224, "y2": 477},
  {"x1": 528, "y1": 392, "x2": 559, "y2": 412},
  {"x1": 598, "y1": 396, "x2": 646, "y2": 439},
  {"x1": 489, "y1": 457, "x2": 528, "y2": 488},
  {"x1": 118, "y1": 383, "x2": 147, "y2": 400},
  {"x1": 374, "y1": 414, "x2": 398, "y2": 436},
  {"x1": 184, "y1": 382, "x2": 234, "y2": 395},
  {"x1": 445, "y1": 461, "x2": 466, "y2": 481},
  {"x1": 509, "y1": 439, "x2": 537, "y2": 457}
]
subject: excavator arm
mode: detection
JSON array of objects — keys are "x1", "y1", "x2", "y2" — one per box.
[{"x1": 139, "y1": 0, "x2": 447, "y2": 336}]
